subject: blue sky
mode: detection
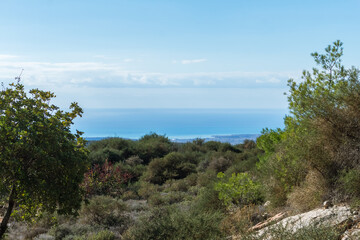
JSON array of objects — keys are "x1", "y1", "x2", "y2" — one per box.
[{"x1": 1, "y1": 0, "x2": 360, "y2": 110}]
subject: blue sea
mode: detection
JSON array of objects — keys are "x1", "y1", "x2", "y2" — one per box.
[{"x1": 73, "y1": 108, "x2": 288, "y2": 139}]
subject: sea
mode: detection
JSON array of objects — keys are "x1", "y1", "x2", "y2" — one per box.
[{"x1": 74, "y1": 108, "x2": 288, "y2": 144}]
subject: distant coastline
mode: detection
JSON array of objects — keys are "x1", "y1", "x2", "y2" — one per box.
[{"x1": 86, "y1": 133, "x2": 259, "y2": 145}]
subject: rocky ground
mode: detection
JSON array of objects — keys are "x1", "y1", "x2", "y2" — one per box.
[{"x1": 233, "y1": 204, "x2": 360, "y2": 240}]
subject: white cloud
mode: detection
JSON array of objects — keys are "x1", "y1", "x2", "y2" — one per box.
[
  {"x1": 0, "y1": 60, "x2": 296, "y2": 90},
  {"x1": 0, "y1": 59, "x2": 293, "y2": 110},
  {"x1": 181, "y1": 59, "x2": 207, "y2": 64},
  {"x1": 0, "y1": 54, "x2": 18, "y2": 60}
]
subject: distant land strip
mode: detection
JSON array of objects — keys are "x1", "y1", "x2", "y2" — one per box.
[{"x1": 85, "y1": 134, "x2": 260, "y2": 145}]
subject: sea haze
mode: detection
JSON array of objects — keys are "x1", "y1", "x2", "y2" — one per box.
[{"x1": 74, "y1": 108, "x2": 288, "y2": 139}]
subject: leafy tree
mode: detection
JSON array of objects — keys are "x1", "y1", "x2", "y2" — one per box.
[
  {"x1": 287, "y1": 40, "x2": 360, "y2": 177},
  {"x1": 257, "y1": 40, "x2": 360, "y2": 206},
  {"x1": 0, "y1": 81, "x2": 89, "y2": 238}
]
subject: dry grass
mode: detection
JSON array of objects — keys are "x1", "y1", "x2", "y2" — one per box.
[
  {"x1": 221, "y1": 205, "x2": 266, "y2": 236},
  {"x1": 287, "y1": 170, "x2": 328, "y2": 213}
]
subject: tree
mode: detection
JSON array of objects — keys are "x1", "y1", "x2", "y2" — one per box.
[
  {"x1": 0, "y1": 81, "x2": 89, "y2": 238},
  {"x1": 257, "y1": 40, "x2": 360, "y2": 206},
  {"x1": 287, "y1": 40, "x2": 360, "y2": 177}
]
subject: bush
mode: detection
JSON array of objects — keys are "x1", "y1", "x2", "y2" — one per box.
[
  {"x1": 50, "y1": 223, "x2": 118, "y2": 240},
  {"x1": 219, "y1": 143, "x2": 240, "y2": 153},
  {"x1": 256, "y1": 127, "x2": 307, "y2": 208},
  {"x1": 121, "y1": 190, "x2": 139, "y2": 200},
  {"x1": 203, "y1": 141, "x2": 221, "y2": 151},
  {"x1": 242, "y1": 140, "x2": 257, "y2": 150},
  {"x1": 125, "y1": 155, "x2": 143, "y2": 166},
  {"x1": 79, "y1": 196, "x2": 128, "y2": 227},
  {"x1": 196, "y1": 170, "x2": 217, "y2": 187},
  {"x1": 208, "y1": 156, "x2": 232, "y2": 173},
  {"x1": 221, "y1": 205, "x2": 266, "y2": 236},
  {"x1": 89, "y1": 230, "x2": 116, "y2": 240},
  {"x1": 137, "y1": 181, "x2": 160, "y2": 199},
  {"x1": 215, "y1": 172, "x2": 263, "y2": 207},
  {"x1": 148, "y1": 192, "x2": 186, "y2": 207},
  {"x1": 167, "y1": 174, "x2": 198, "y2": 192},
  {"x1": 338, "y1": 168, "x2": 360, "y2": 199},
  {"x1": 192, "y1": 185, "x2": 226, "y2": 213},
  {"x1": 114, "y1": 161, "x2": 146, "y2": 182},
  {"x1": 50, "y1": 222, "x2": 98, "y2": 240},
  {"x1": 144, "y1": 152, "x2": 197, "y2": 184},
  {"x1": 88, "y1": 138, "x2": 135, "y2": 165},
  {"x1": 287, "y1": 170, "x2": 327, "y2": 212},
  {"x1": 123, "y1": 206, "x2": 224, "y2": 240},
  {"x1": 82, "y1": 160, "x2": 132, "y2": 197},
  {"x1": 136, "y1": 133, "x2": 173, "y2": 163}
]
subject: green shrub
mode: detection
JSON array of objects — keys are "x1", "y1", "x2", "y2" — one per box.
[
  {"x1": 203, "y1": 141, "x2": 221, "y2": 151},
  {"x1": 79, "y1": 196, "x2": 128, "y2": 227},
  {"x1": 136, "y1": 133, "x2": 173, "y2": 163},
  {"x1": 167, "y1": 173, "x2": 198, "y2": 192},
  {"x1": 125, "y1": 155, "x2": 143, "y2": 166},
  {"x1": 115, "y1": 161, "x2": 146, "y2": 182},
  {"x1": 242, "y1": 140, "x2": 257, "y2": 150},
  {"x1": 219, "y1": 143, "x2": 240, "y2": 153},
  {"x1": 88, "y1": 138, "x2": 135, "y2": 165},
  {"x1": 214, "y1": 172, "x2": 262, "y2": 207},
  {"x1": 256, "y1": 127, "x2": 307, "y2": 207},
  {"x1": 50, "y1": 223, "x2": 118, "y2": 240},
  {"x1": 137, "y1": 181, "x2": 160, "y2": 199},
  {"x1": 208, "y1": 156, "x2": 232, "y2": 173},
  {"x1": 225, "y1": 157, "x2": 257, "y2": 175},
  {"x1": 144, "y1": 152, "x2": 197, "y2": 184},
  {"x1": 51, "y1": 222, "x2": 98, "y2": 240},
  {"x1": 148, "y1": 191, "x2": 186, "y2": 207},
  {"x1": 123, "y1": 206, "x2": 224, "y2": 240},
  {"x1": 89, "y1": 230, "x2": 115, "y2": 240},
  {"x1": 196, "y1": 170, "x2": 217, "y2": 187},
  {"x1": 338, "y1": 168, "x2": 360, "y2": 198},
  {"x1": 192, "y1": 186, "x2": 225, "y2": 213},
  {"x1": 121, "y1": 190, "x2": 139, "y2": 200}
]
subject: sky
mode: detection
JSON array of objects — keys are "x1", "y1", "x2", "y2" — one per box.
[{"x1": 0, "y1": 0, "x2": 360, "y2": 110}]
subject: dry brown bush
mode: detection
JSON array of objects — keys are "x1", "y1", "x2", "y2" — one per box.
[
  {"x1": 287, "y1": 170, "x2": 328, "y2": 213},
  {"x1": 221, "y1": 205, "x2": 265, "y2": 236}
]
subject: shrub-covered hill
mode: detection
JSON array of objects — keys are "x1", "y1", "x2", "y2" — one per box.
[
  {"x1": 4, "y1": 134, "x2": 262, "y2": 239},
  {"x1": 3, "y1": 41, "x2": 360, "y2": 240}
]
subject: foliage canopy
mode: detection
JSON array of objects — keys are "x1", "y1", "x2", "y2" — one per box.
[
  {"x1": 0, "y1": 81, "x2": 89, "y2": 237},
  {"x1": 257, "y1": 40, "x2": 360, "y2": 207}
]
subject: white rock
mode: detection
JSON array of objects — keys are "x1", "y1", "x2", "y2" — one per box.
[{"x1": 256, "y1": 206, "x2": 353, "y2": 239}]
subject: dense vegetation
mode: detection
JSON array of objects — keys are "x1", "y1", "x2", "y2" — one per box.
[
  {"x1": 0, "y1": 81, "x2": 88, "y2": 238},
  {"x1": 1, "y1": 41, "x2": 359, "y2": 239}
]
